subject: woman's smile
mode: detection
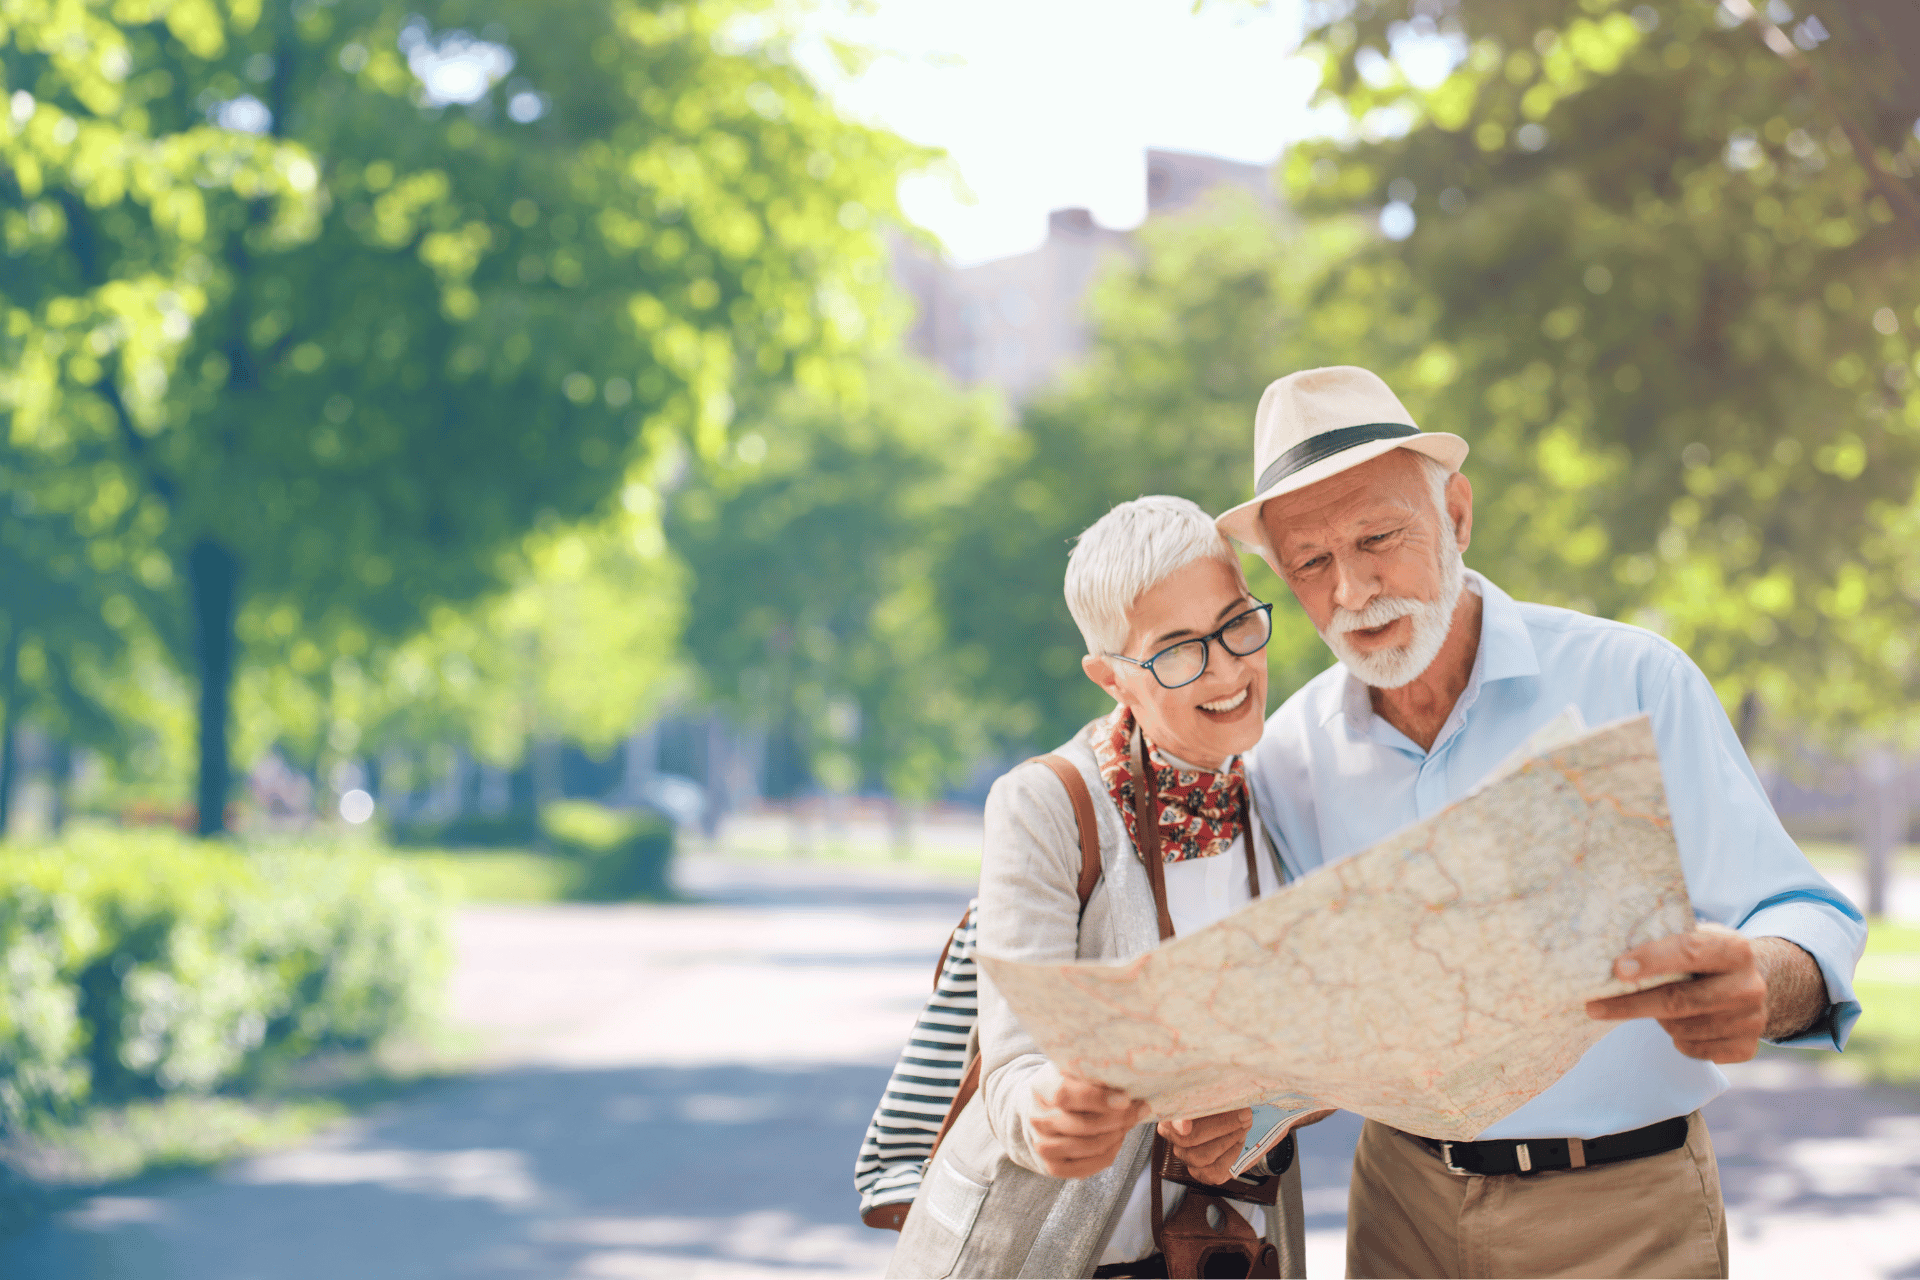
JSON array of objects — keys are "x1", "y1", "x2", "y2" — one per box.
[{"x1": 1195, "y1": 682, "x2": 1255, "y2": 721}]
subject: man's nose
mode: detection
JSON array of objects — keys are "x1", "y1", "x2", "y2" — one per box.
[{"x1": 1330, "y1": 553, "x2": 1378, "y2": 614}]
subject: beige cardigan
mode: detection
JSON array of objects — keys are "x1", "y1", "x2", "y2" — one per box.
[{"x1": 886, "y1": 719, "x2": 1308, "y2": 1279}]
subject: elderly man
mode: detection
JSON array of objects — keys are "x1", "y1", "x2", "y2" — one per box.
[{"x1": 1204, "y1": 366, "x2": 1865, "y2": 1280}]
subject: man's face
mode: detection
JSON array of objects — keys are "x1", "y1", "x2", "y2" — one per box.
[{"x1": 1258, "y1": 450, "x2": 1472, "y2": 686}]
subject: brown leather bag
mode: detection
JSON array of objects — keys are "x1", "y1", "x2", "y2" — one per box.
[
  {"x1": 1150, "y1": 1139, "x2": 1283, "y2": 1280},
  {"x1": 862, "y1": 752, "x2": 1103, "y2": 1231}
]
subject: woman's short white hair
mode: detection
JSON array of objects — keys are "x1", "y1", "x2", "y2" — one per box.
[{"x1": 1065, "y1": 495, "x2": 1247, "y2": 656}]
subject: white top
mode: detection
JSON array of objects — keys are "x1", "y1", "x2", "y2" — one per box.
[{"x1": 1099, "y1": 824, "x2": 1284, "y2": 1264}]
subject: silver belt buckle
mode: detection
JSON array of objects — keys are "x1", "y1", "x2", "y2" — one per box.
[{"x1": 1438, "y1": 1141, "x2": 1469, "y2": 1176}]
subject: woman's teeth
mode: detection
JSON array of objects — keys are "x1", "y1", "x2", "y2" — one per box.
[{"x1": 1199, "y1": 688, "x2": 1248, "y2": 713}]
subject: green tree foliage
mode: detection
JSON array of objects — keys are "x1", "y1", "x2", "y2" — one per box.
[
  {"x1": 335, "y1": 498, "x2": 686, "y2": 790},
  {"x1": 1281, "y1": 0, "x2": 1920, "y2": 737},
  {"x1": 669, "y1": 356, "x2": 1007, "y2": 803},
  {"x1": 0, "y1": 0, "x2": 920, "y2": 832},
  {"x1": 0, "y1": 496, "x2": 126, "y2": 830}
]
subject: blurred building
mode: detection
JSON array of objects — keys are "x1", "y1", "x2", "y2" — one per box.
[{"x1": 891, "y1": 148, "x2": 1279, "y2": 403}]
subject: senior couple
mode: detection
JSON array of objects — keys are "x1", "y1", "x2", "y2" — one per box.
[{"x1": 886, "y1": 366, "x2": 1865, "y2": 1280}]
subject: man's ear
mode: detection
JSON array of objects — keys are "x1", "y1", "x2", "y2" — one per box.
[
  {"x1": 1082, "y1": 654, "x2": 1129, "y2": 705},
  {"x1": 1445, "y1": 470, "x2": 1474, "y2": 553}
]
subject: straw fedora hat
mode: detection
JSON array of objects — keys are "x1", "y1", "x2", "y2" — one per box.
[{"x1": 1215, "y1": 365, "x2": 1468, "y2": 552}]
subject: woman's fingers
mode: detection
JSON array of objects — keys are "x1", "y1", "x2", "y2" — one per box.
[
  {"x1": 1032, "y1": 1104, "x2": 1144, "y2": 1139},
  {"x1": 1041, "y1": 1147, "x2": 1129, "y2": 1179},
  {"x1": 1046, "y1": 1075, "x2": 1142, "y2": 1116},
  {"x1": 1157, "y1": 1107, "x2": 1255, "y2": 1183},
  {"x1": 1171, "y1": 1128, "x2": 1245, "y2": 1167},
  {"x1": 1156, "y1": 1108, "x2": 1251, "y2": 1147},
  {"x1": 1029, "y1": 1073, "x2": 1152, "y2": 1179},
  {"x1": 1034, "y1": 1126, "x2": 1131, "y2": 1178}
]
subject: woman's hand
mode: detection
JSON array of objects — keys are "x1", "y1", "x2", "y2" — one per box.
[
  {"x1": 1157, "y1": 1109, "x2": 1254, "y2": 1185},
  {"x1": 1161, "y1": 1107, "x2": 1338, "y2": 1183},
  {"x1": 1029, "y1": 1074, "x2": 1151, "y2": 1179}
]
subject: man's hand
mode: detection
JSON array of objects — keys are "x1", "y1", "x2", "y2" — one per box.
[
  {"x1": 1029, "y1": 1074, "x2": 1150, "y2": 1179},
  {"x1": 1586, "y1": 926, "x2": 1827, "y2": 1063},
  {"x1": 1157, "y1": 1109, "x2": 1254, "y2": 1185}
]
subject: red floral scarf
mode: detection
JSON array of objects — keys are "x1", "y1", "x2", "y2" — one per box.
[{"x1": 1093, "y1": 706, "x2": 1248, "y2": 864}]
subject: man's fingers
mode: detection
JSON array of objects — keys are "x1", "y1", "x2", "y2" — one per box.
[
  {"x1": 1611, "y1": 929, "x2": 1749, "y2": 984},
  {"x1": 1669, "y1": 1033, "x2": 1762, "y2": 1064},
  {"x1": 1588, "y1": 968, "x2": 1764, "y2": 1023}
]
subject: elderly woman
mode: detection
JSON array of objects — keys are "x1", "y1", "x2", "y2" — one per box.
[{"x1": 887, "y1": 496, "x2": 1307, "y2": 1280}]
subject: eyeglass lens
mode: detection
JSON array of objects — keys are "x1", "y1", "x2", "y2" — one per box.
[
  {"x1": 1148, "y1": 607, "x2": 1272, "y2": 688},
  {"x1": 1220, "y1": 607, "x2": 1271, "y2": 655}
]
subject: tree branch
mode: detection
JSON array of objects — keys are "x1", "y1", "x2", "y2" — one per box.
[
  {"x1": 1724, "y1": 0, "x2": 1920, "y2": 239},
  {"x1": 94, "y1": 377, "x2": 177, "y2": 507}
]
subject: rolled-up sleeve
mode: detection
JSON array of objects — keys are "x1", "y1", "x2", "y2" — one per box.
[
  {"x1": 974, "y1": 763, "x2": 1088, "y2": 1173},
  {"x1": 1650, "y1": 654, "x2": 1866, "y2": 1049}
]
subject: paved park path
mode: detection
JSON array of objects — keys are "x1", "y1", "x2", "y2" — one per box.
[{"x1": 3, "y1": 855, "x2": 1916, "y2": 1278}]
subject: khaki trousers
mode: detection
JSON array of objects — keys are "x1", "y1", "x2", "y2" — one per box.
[{"x1": 1345, "y1": 1114, "x2": 1728, "y2": 1279}]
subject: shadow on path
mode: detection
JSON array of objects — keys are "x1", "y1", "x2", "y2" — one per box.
[
  {"x1": 0, "y1": 1061, "x2": 905, "y2": 1280},
  {"x1": 6, "y1": 856, "x2": 1915, "y2": 1279}
]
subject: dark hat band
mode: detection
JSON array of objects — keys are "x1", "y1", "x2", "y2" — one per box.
[{"x1": 1255, "y1": 422, "x2": 1420, "y2": 495}]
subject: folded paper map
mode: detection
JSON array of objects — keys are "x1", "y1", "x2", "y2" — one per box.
[{"x1": 977, "y1": 713, "x2": 1696, "y2": 1142}]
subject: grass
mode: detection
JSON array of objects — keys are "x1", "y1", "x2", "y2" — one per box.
[
  {"x1": 714, "y1": 828, "x2": 983, "y2": 883},
  {"x1": 1796, "y1": 840, "x2": 1920, "y2": 874},
  {"x1": 1848, "y1": 920, "x2": 1920, "y2": 1088},
  {"x1": 392, "y1": 847, "x2": 580, "y2": 903}
]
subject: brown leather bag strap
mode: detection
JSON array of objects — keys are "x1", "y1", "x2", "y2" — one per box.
[
  {"x1": 1026, "y1": 753, "x2": 1103, "y2": 909},
  {"x1": 1150, "y1": 1132, "x2": 1170, "y2": 1253},
  {"x1": 931, "y1": 905, "x2": 971, "y2": 992},
  {"x1": 924, "y1": 1052, "x2": 980, "y2": 1168},
  {"x1": 1240, "y1": 778, "x2": 1262, "y2": 901},
  {"x1": 1130, "y1": 722, "x2": 1176, "y2": 941}
]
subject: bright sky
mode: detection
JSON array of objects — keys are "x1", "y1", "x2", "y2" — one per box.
[{"x1": 798, "y1": 0, "x2": 1343, "y2": 266}]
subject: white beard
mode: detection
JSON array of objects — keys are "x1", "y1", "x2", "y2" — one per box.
[{"x1": 1320, "y1": 543, "x2": 1464, "y2": 690}]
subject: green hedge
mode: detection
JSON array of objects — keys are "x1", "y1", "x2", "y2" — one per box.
[
  {"x1": 0, "y1": 830, "x2": 447, "y2": 1133},
  {"x1": 542, "y1": 802, "x2": 676, "y2": 900}
]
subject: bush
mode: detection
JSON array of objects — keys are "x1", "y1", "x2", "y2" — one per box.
[
  {"x1": 542, "y1": 802, "x2": 675, "y2": 901},
  {"x1": 0, "y1": 830, "x2": 447, "y2": 1133},
  {"x1": 389, "y1": 808, "x2": 540, "y2": 850}
]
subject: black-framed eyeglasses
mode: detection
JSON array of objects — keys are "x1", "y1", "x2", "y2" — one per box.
[{"x1": 1107, "y1": 602, "x2": 1273, "y2": 690}]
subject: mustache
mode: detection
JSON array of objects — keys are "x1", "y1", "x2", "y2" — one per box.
[{"x1": 1328, "y1": 596, "x2": 1425, "y2": 635}]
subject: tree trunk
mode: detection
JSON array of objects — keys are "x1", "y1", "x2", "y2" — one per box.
[
  {"x1": 1856, "y1": 751, "x2": 1904, "y2": 919},
  {"x1": 889, "y1": 796, "x2": 914, "y2": 860},
  {"x1": 1735, "y1": 691, "x2": 1761, "y2": 749},
  {"x1": 189, "y1": 538, "x2": 241, "y2": 837},
  {"x1": 0, "y1": 625, "x2": 19, "y2": 839},
  {"x1": 48, "y1": 738, "x2": 71, "y2": 835}
]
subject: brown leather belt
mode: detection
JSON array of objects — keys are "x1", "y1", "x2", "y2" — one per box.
[{"x1": 1411, "y1": 1115, "x2": 1690, "y2": 1177}]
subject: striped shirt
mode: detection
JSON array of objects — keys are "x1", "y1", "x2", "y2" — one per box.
[{"x1": 854, "y1": 902, "x2": 979, "y2": 1214}]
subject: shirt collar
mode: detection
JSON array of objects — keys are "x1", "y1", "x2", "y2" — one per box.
[{"x1": 1325, "y1": 570, "x2": 1541, "y2": 737}]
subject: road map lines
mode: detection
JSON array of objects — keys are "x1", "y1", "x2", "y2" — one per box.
[{"x1": 978, "y1": 715, "x2": 1696, "y2": 1140}]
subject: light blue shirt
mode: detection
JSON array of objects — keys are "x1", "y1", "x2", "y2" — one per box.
[{"x1": 1249, "y1": 571, "x2": 1866, "y2": 1141}]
